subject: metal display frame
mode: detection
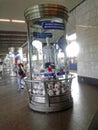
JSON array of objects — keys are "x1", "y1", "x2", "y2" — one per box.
[{"x1": 24, "y1": 74, "x2": 74, "y2": 112}]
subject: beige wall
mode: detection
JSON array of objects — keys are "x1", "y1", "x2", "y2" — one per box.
[{"x1": 66, "y1": 10, "x2": 76, "y2": 35}]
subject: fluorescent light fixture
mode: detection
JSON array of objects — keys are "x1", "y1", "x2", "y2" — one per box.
[
  {"x1": 11, "y1": 20, "x2": 25, "y2": 23},
  {"x1": 0, "y1": 19, "x2": 10, "y2": 22}
]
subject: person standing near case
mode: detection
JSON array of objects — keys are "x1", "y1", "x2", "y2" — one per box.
[
  {"x1": 17, "y1": 63, "x2": 26, "y2": 91},
  {"x1": 0, "y1": 62, "x2": 3, "y2": 79}
]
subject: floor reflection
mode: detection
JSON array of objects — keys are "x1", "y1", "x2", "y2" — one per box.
[{"x1": 71, "y1": 73, "x2": 80, "y2": 103}]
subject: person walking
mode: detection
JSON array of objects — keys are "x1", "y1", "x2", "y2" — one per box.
[
  {"x1": 0, "y1": 62, "x2": 3, "y2": 79},
  {"x1": 17, "y1": 63, "x2": 26, "y2": 91}
]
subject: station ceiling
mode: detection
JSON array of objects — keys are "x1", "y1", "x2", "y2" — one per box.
[{"x1": 0, "y1": 0, "x2": 85, "y2": 59}]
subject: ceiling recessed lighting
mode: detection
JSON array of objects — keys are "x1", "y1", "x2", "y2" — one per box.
[
  {"x1": 11, "y1": 20, "x2": 25, "y2": 23},
  {"x1": 0, "y1": 19, "x2": 10, "y2": 22}
]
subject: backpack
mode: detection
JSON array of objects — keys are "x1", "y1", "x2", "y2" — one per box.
[{"x1": 19, "y1": 65, "x2": 26, "y2": 77}]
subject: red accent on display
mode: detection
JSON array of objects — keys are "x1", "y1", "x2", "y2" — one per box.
[{"x1": 48, "y1": 66, "x2": 52, "y2": 72}]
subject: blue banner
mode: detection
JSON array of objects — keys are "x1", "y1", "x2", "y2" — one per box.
[
  {"x1": 42, "y1": 22, "x2": 65, "y2": 30},
  {"x1": 33, "y1": 32, "x2": 52, "y2": 38}
]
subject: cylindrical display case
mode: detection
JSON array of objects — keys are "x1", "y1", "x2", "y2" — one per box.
[{"x1": 24, "y1": 4, "x2": 74, "y2": 112}]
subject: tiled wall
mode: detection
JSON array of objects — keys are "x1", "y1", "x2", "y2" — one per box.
[
  {"x1": 66, "y1": 10, "x2": 76, "y2": 35},
  {"x1": 74, "y1": 0, "x2": 98, "y2": 78}
]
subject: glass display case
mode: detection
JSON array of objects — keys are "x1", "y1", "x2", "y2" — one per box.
[{"x1": 24, "y1": 4, "x2": 74, "y2": 112}]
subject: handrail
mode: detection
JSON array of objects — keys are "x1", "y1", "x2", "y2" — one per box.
[{"x1": 24, "y1": 74, "x2": 74, "y2": 83}]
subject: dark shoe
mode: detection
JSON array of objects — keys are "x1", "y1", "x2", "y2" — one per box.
[{"x1": 21, "y1": 86, "x2": 24, "y2": 89}]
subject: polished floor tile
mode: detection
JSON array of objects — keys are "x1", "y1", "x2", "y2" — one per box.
[{"x1": 0, "y1": 74, "x2": 98, "y2": 130}]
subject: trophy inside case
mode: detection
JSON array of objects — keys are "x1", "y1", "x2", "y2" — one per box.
[{"x1": 24, "y1": 4, "x2": 74, "y2": 112}]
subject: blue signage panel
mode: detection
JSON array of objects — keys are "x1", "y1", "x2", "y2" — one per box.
[
  {"x1": 42, "y1": 22, "x2": 65, "y2": 30},
  {"x1": 33, "y1": 32, "x2": 52, "y2": 38}
]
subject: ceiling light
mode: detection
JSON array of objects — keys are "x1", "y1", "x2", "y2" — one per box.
[
  {"x1": 0, "y1": 19, "x2": 10, "y2": 22},
  {"x1": 11, "y1": 20, "x2": 25, "y2": 23}
]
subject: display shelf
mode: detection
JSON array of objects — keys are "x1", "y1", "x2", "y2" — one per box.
[{"x1": 24, "y1": 74, "x2": 74, "y2": 112}]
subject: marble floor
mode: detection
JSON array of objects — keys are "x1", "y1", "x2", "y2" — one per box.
[{"x1": 0, "y1": 73, "x2": 98, "y2": 130}]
